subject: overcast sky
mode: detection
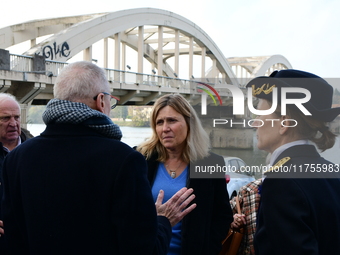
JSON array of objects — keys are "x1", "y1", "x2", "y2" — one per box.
[{"x1": 1, "y1": 0, "x2": 339, "y2": 79}]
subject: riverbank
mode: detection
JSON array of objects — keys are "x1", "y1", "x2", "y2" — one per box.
[{"x1": 111, "y1": 120, "x2": 150, "y2": 127}]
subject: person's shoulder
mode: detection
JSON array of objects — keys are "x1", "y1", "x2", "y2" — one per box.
[
  {"x1": 207, "y1": 151, "x2": 225, "y2": 165},
  {"x1": 243, "y1": 178, "x2": 262, "y2": 192},
  {"x1": 111, "y1": 141, "x2": 147, "y2": 159},
  {"x1": 21, "y1": 127, "x2": 34, "y2": 140},
  {"x1": 192, "y1": 151, "x2": 225, "y2": 167},
  {"x1": 6, "y1": 135, "x2": 43, "y2": 157},
  {"x1": 103, "y1": 139, "x2": 141, "y2": 157},
  {"x1": 206, "y1": 151, "x2": 224, "y2": 160}
]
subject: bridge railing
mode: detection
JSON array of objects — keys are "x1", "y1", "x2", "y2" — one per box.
[
  {"x1": 9, "y1": 53, "x2": 69, "y2": 75},
  {"x1": 10, "y1": 54, "x2": 33, "y2": 72},
  {"x1": 8, "y1": 53, "x2": 194, "y2": 89},
  {"x1": 46, "y1": 60, "x2": 68, "y2": 76},
  {"x1": 106, "y1": 69, "x2": 192, "y2": 89}
]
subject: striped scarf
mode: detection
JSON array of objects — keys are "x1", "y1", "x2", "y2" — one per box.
[{"x1": 42, "y1": 99, "x2": 122, "y2": 140}]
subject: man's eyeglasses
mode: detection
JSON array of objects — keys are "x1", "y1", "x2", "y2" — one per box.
[{"x1": 93, "y1": 92, "x2": 120, "y2": 109}]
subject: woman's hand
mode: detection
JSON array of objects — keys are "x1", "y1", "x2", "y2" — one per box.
[
  {"x1": 231, "y1": 213, "x2": 246, "y2": 229},
  {"x1": 155, "y1": 187, "x2": 196, "y2": 227}
]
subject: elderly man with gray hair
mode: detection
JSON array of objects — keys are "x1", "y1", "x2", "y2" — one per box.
[
  {"x1": 1, "y1": 61, "x2": 195, "y2": 255},
  {"x1": 0, "y1": 93, "x2": 33, "y2": 254}
]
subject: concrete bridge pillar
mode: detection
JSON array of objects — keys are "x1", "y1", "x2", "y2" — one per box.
[
  {"x1": 83, "y1": 47, "x2": 92, "y2": 61},
  {"x1": 20, "y1": 104, "x2": 29, "y2": 129},
  {"x1": 0, "y1": 49, "x2": 10, "y2": 70},
  {"x1": 33, "y1": 54, "x2": 45, "y2": 73}
]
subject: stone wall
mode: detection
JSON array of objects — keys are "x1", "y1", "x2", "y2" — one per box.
[{"x1": 209, "y1": 128, "x2": 254, "y2": 149}]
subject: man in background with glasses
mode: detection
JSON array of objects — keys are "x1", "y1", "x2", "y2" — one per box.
[{"x1": 1, "y1": 61, "x2": 196, "y2": 255}]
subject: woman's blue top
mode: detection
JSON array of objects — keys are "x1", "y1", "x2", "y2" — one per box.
[{"x1": 151, "y1": 163, "x2": 188, "y2": 255}]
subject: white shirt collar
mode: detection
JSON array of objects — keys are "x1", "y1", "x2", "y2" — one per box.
[
  {"x1": 3, "y1": 136, "x2": 21, "y2": 152},
  {"x1": 269, "y1": 140, "x2": 309, "y2": 166}
]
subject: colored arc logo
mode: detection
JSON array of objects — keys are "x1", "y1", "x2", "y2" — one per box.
[{"x1": 197, "y1": 82, "x2": 223, "y2": 106}]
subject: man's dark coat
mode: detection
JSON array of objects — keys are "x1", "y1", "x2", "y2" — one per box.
[{"x1": 2, "y1": 124, "x2": 171, "y2": 254}]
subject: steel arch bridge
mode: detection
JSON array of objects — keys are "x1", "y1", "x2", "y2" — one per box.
[
  {"x1": 0, "y1": 8, "x2": 293, "y2": 146},
  {"x1": 0, "y1": 8, "x2": 291, "y2": 83}
]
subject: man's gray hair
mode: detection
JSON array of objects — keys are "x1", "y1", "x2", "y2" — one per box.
[
  {"x1": 54, "y1": 61, "x2": 110, "y2": 101},
  {"x1": 0, "y1": 93, "x2": 20, "y2": 109}
]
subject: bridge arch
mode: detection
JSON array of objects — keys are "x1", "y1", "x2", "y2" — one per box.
[
  {"x1": 251, "y1": 54, "x2": 292, "y2": 77},
  {"x1": 0, "y1": 8, "x2": 294, "y2": 111},
  {"x1": 1, "y1": 8, "x2": 238, "y2": 84},
  {"x1": 226, "y1": 55, "x2": 292, "y2": 86}
]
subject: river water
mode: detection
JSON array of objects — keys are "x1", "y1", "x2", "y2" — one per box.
[
  {"x1": 27, "y1": 124, "x2": 340, "y2": 168},
  {"x1": 26, "y1": 124, "x2": 153, "y2": 148}
]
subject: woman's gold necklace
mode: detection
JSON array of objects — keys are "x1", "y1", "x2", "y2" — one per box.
[{"x1": 166, "y1": 161, "x2": 182, "y2": 179}]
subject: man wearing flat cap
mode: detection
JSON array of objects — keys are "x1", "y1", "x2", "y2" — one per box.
[{"x1": 246, "y1": 69, "x2": 340, "y2": 255}]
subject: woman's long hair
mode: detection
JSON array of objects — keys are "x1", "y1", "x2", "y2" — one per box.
[{"x1": 137, "y1": 94, "x2": 210, "y2": 163}]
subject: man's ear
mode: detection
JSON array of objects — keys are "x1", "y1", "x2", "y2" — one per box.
[{"x1": 95, "y1": 93, "x2": 105, "y2": 113}]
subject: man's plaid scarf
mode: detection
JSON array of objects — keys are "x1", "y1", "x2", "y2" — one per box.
[{"x1": 42, "y1": 99, "x2": 122, "y2": 140}]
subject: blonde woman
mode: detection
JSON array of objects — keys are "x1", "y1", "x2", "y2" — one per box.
[{"x1": 137, "y1": 94, "x2": 232, "y2": 255}]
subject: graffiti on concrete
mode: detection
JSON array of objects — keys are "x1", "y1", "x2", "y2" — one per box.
[{"x1": 43, "y1": 42, "x2": 70, "y2": 60}]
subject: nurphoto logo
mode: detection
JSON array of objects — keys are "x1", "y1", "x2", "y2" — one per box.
[
  {"x1": 197, "y1": 82, "x2": 223, "y2": 115},
  {"x1": 199, "y1": 83, "x2": 311, "y2": 116},
  {"x1": 196, "y1": 82, "x2": 312, "y2": 128}
]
